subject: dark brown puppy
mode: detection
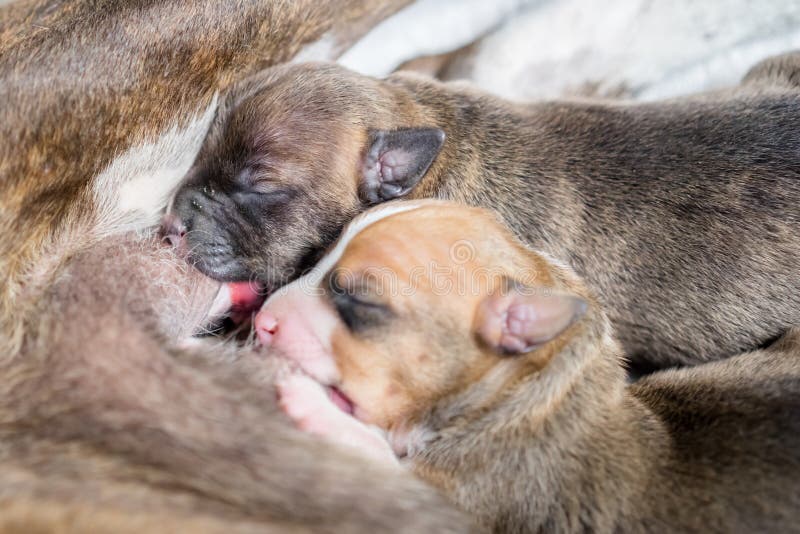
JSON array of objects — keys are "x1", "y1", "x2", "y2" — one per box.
[
  {"x1": 0, "y1": 0, "x2": 410, "y2": 356},
  {"x1": 0, "y1": 235, "x2": 476, "y2": 533},
  {"x1": 262, "y1": 201, "x2": 800, "y2": 533},
  {"x1": 167, "y1": 54, "x2": 800, "y2": 369}
]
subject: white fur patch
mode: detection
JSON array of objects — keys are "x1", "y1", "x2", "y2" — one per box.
[
  {"x1": 91, "y1": 94, "x2": 218, "y2": 236},
  {"x1": 640, "y1": 30, "x2": 800, "y2": 100},
  {"x1": 302, "y1": 200, "x2": 432, "y2": 287},
  {"x1": 292, "y1": 31, "x2": 338, "y2": 63}
]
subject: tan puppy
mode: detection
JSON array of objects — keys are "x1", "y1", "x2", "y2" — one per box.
[{"x1": 257, "y1": 201, "x2": 800, "y2": 533}]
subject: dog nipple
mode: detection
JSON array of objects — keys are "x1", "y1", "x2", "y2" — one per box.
[{"x1": 160, "y1": 213, "x2": 186, "y2": 247}]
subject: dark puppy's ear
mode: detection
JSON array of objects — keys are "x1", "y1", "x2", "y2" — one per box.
[
  {"x1": 474, "y1": 281, "x2": 587, "y2": 355},
  {"x1": 359, "y1": 127, "x2": 446, "y2": 204}
]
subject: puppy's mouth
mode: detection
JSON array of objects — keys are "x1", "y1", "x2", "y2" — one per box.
[
  {"x1": 275, "y1": 357, "x2": 358, "y2": 417},
  {"x1": 328, "y1": 385, "x2": 356, "y2": 415},
  {"x1": 199, "y1": 281, "x2": 269, "y2": 337},
  {"x1": 281, "y1": 360, "x2": 358, "y2": 417},
  {"x1": 228, "y1": 281, "x2": 268, "y2": 323}
]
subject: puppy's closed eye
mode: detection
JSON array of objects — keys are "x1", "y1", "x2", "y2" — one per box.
[
  {"x1": 234, "y1": 165, "x2": 296, "y2": 203},
  {"x1": 327, "y1": 273, "x2": 392, "y2": 332},
  {"x1": 235, "y1": 165, "x2": 262, "y2": 188},
  {"x1": 253, "y1": 185, "x2": 296, "y2": 204}
]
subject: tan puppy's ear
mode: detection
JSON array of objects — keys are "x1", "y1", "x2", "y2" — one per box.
[
  {"x1": 474, "y1": 283, "x2": 587, "y2": 355},
  {"x1": 360, "y1": 127, "x2": 446, "y2": 204}
]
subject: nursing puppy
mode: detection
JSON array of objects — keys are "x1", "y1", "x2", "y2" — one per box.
[
  {"x1": 0, "y1": 0, "x2": 411, "y2": 356},
  {"x1": 167, "y1": 53, "x2": 800, "y2": 369},
  {"x1": 0, "y1": 235, "x2": 475, "y2": 533},
  {"x1": 256, "y1": 201, "x2": 800, "y2": 533}
]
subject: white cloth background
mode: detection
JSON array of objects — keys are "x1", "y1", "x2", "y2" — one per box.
[{"x1": 342, "y1": 0, "x2": 800, "y2": 100}]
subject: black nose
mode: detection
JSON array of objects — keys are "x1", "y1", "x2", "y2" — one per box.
[{"x1": 160, "y1": 212, "x2": 187, "y2": 247}]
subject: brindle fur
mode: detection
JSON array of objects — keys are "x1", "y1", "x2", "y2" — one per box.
[{"x1": 169, "y1": 54, "x2": 800, "y2": 369}]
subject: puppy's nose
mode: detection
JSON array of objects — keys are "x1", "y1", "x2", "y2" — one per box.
[
  {"x1": 255, "y1": 310, "x2": 279, "y2": 346},
  {"x1": 160, "y1": 213, "x2": 187, "y2": 247}
]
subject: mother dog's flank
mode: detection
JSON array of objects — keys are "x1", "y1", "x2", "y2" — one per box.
[
  {"x1": 167, "y1": 54, "x2": 800, "y2": 369},
  {"x1": 261, "y1": 201, "x2": 800, "y2": 533}
]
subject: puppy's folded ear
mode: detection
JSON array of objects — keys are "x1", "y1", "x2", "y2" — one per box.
[
  {"x1": 474, "y1": 282, "x2": 587, "y2": 355},
  {"x1": 359, "y1": 127, "x2": 446, "y2": 204}
]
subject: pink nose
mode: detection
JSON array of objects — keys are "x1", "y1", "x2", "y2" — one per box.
[
  {"x1": 160, "y1": 213, "x2": 186, "y2": 247},
  {"x1": 255, "y1": 310, "x2": 279, "y2": 346}
]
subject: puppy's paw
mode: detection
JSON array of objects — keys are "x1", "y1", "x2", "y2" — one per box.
[
  {"x1": 277, "y1": 375, "x2": 398, "y2": 466},
  {"x1": 276, "y1": 374, "x2": 334, "y2": 434}
]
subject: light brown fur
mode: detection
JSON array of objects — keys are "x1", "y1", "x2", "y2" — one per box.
[{"x1": 266, "y1": 202, "x2": 800, "y2": 533}]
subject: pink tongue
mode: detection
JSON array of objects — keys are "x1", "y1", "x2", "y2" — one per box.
[
  {"x1": 227, "y1": 282, "x2": 267, "y2": 324},
  {"x1": 328, "y1": 386, "x2": 355, "y2": 415},
  {"x1": 228, "y1": 281, "x2": 265, "y2": 311}
]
